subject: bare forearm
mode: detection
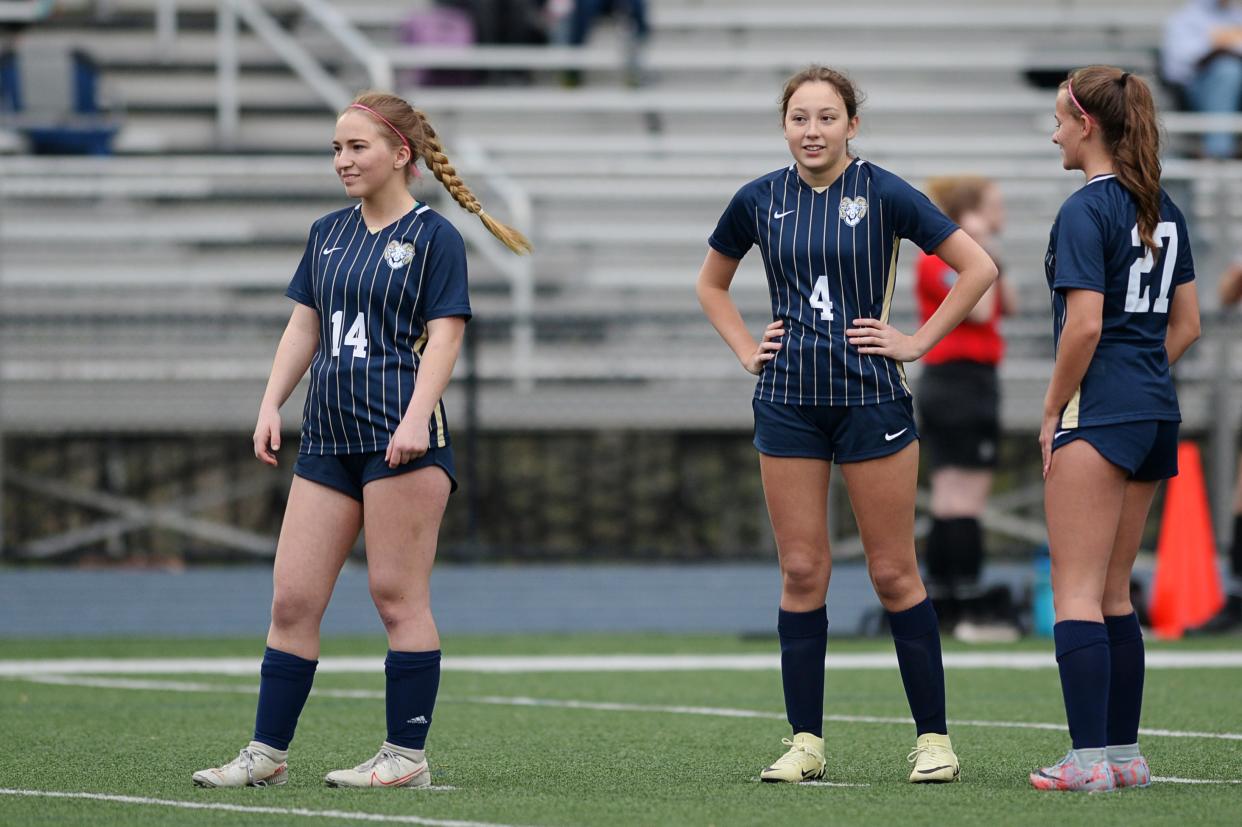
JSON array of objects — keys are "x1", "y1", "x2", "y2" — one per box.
[
  {"x1": 1166, "y1": 321, "x2": 1200, "y2": 365},
  {"x1": 260, "y1": 323, "x2": 318, "y2": 411},
  {"x1": 404, "y1": 336, "x2": 462, "y2": 424},
  {"x1": 1044, "y1": 325, "x2": 1099, "y2": 417},
  {"x1": 966, "y1": 282, "x2": 998, "y2": 324},
  {"x1": 698, "y1": 283, "x2": 759, "y2": 366}
]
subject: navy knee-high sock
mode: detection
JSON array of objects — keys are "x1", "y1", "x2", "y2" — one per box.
[
  {"x1": 253, "y1": 647, "x2": 318, "y2": 751},
  {"x1": 1053, "y1": 620, "x2": 1110, "y2": 749},
  {"x1": 778, "y1": 606, "x2": 828, "y2": 737},
  {"x1": 385, "y1": 650, "x2": 441, "y2": 750},
  {"x1": 887, "y1": 597, "x2": 947, "y2": 736},
  {"x1": 1104, "y1": 613, "x2": 1144, "y2": 746}
]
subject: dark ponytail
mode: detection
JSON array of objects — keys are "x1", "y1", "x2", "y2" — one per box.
[{"x1": 1062, "y1": 66, "x2": 1162, "y2": 253}]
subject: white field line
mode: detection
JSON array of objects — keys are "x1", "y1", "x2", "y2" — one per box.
[
  {"x1": 12, "y1": 675, "x2": 1242, "y2": 745},
  {"x1": 0, "y1": 788, "x2": 520, "y2": 827},
  {"x1": 1151, "y1": 776, "x2": 1242, "y2": 784},
  {"x1": 2, "y1": 650, "x2": 1242, "y2": 676}
]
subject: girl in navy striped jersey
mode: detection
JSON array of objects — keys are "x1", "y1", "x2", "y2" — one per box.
[
  {"x1": 697, "y1": 66, "x2": 996, "y2": 784},
  {"x1": 193, "y1": 91, "x2": 529, "y2": 790}
]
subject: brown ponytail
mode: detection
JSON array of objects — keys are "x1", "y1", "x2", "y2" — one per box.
[
  {"x1": 344, "y1": 91, "x2": 532, "y2": 255},
  {"x1": 1061, "y1": 66, "x2": 1162, "y2": 253}
]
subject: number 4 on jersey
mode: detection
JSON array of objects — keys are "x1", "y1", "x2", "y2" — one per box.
[
  {"x1": 330, "y1": 310, "x2": 368, "y2": 358},
  {"x1": 810, "y1": 276, "x2": 835, "y2": 321}
]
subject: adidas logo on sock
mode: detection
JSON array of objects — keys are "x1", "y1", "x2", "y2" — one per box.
[{"x1": 407, "y1": 715, "x2": 429, "y2": 725}]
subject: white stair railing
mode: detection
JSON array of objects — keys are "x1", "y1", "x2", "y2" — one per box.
[{"x1": 216, "y1": 0, "x2": 391, "y2": 140}]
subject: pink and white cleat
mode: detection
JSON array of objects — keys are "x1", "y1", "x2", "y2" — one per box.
[
  {"x1": 1029, "y1": 751, "x2": 1116, "y2": 792},
  {"x1": 1110, "y1": 756, "x2": 1151, "y2": 789}
]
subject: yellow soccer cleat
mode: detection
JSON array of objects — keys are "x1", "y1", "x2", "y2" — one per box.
[
  {"x1": 760, "y1": 732, "x2": 825, "y2": 783},
  {"x1": 907, "y1": 733, "x2": 960, "y2": 783}
]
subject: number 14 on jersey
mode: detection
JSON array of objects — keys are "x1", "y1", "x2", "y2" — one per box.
[{"x1": 330, "y1": 310, "x2": 368, "y2": 358}]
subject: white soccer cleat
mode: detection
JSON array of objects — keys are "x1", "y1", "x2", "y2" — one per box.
[
  {"x1": 323, "y1": 742, "x2": 431, "y2": 788},
  {"x1": 192, "y1": 741, "x2": 288, "y2": 788}
]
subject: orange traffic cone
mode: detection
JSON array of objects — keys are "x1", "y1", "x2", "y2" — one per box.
[{"x1": 1148, "y1": 442, "x2": 1225, "y2": 639}]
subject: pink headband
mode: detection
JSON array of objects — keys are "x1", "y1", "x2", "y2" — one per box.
[
  {"x1": 1066, "y1": 79, "x2": 1090, "y2": 122},
  {"x1": 349, "y1": 103, "x2": 421, "y2": 177}
]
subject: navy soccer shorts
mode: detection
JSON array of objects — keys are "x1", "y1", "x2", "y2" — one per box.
[
  {"x1": 752, "y1": 396, "x2": 918, "y2": 463},
  {"x1": 293, "y1": 446, "x2": 458, "y2": 501},
  {"x1": 1051, "y1": 420, "x2": 1179, "y2": 481}
]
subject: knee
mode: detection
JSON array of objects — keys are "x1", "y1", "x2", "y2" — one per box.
[
  {"x1": 778, "y1": 546, "x2": 830, "y2": 596},
  {"x1": 369, "y1": 585, "x2": 428, "y2": 630},
  {"x1": 1205, "y1": 53, "x2": 1242, "y2": 85},
  {"x1": 270, "y1": 590, "x2": 322, "y2": 631},
  {"x1": 868, "y1": 556, "x2": 920, "y2": 605}
]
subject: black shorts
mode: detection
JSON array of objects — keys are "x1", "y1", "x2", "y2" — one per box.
[
  {"x1": 916, "y1": 360, "x2": 1000, "y2": 471},
  {"x1": 293, "y1": 446, "x2": 457, "y2": 501}
]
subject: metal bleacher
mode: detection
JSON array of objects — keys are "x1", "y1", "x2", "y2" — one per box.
[{"x1": 2, "y1": 0, "x2": 1238, "y2": 442}]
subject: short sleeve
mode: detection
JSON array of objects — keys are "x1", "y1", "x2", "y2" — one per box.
[
  {"x1": 1173, "y1": 212, "x2": 1196, "y2": 286},
  {"x1": 1052, "y1": 198, "x2": 1107, "y2": 293},
  {"x1": 418, "y1": 223, "x2": 473, "y2": 323},
  {"x1": 285, "y1": 226, "x2": 317, "y2": 308},
  {"x1": 707, "y1": 185, "x2": 756, "y2": 260},
  {"x1": 879, "y1": 173, "x2": 958, "y2": 253}
]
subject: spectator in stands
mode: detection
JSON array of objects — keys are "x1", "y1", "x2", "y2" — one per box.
[
  {"x1": 1162, "y1": 0, "x2": 1242, "y2": 158},
  {"x1": 697, "y1": 65, "x2": 996, "y2": 785},
  {"x1": 1190, "y1": 260, "x2": 1242, "y2": 632},
  {"x1": 561, "y1": 0, "x2": 649, "y2": 86},
  {"x1": 193, "y1": 91, "x2": 530, "y2": 790},
  {"x1": 915, "y1": 176, "x2": 1020, "y2": 642}
]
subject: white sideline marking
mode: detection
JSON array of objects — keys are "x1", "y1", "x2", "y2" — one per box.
[
  {"x1": 3, "y1": 650, "x2": 1242, "y2": 676},
  {"x1": 12, "y1": 675, "x2": 1242, "y2": 745},
  {"x1": 0, "y1": 788, "x2": 516, "y2": 826},
  {"x1": 464, "y1": 695, "x2": 1242, "y2": 743},
  {"x1": 1152, "y1": 776, "x2": 1242, "y2": 784},
  {"x1": 18, "y1": 675, "x2": 385, "y2": 699}
]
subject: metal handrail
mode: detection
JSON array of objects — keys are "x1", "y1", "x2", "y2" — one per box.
[{"x1": 216, "y1": 0, "x2": 393, "y2": 142}]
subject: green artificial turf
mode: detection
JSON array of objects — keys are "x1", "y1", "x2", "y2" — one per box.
[{"x1": 1, "y1": 634, "x2": 1240, "y2": 826}]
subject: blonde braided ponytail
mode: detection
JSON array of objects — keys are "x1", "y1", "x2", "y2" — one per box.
[
  {"x1": 345, "y1": 91, "x2": 532, "y2": 256},
  {"x1": 413, "y1": 108, "x2": 533, "y2": 255}
]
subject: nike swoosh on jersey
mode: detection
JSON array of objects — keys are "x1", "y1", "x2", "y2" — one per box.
[
  {"x1": 773, "y1": 210, "x2": 795, "y2": 219},
  {"x1": 1053, "y1": 430, "x2": 1070, "y2": 439},
  {"x1": 884, "y1": 428, "x2": 909, "y2": 441},
  {"x1": 322, "y1": 246, "x2": 343, "y2": 255}
]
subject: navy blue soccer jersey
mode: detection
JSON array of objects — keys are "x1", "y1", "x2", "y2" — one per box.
[
  {"x1": 286, "y1": 202, "x2": 471, "y2": 455},
  {"x1": 709, "y1": 159, "x2": 958, "y2": 406},
  {"x1": 1044, "y1": 174, "x2": 1195, "y2": 429}
]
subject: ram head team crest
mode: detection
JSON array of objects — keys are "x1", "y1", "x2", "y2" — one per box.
[
  {"x1": 384, "y1": 240, "x2": 416, "y2": 269},
  {"x1": 839, "y1": 196, "x2": 868, "y2": 227}
]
